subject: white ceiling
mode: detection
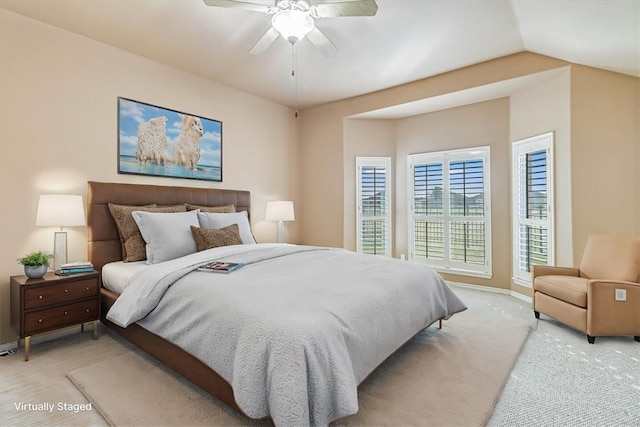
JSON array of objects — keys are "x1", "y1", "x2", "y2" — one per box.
[{"x1": 2, "y1": 0, "x2": 638, "y2": 112}]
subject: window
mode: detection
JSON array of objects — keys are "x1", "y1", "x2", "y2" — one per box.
[
  {"x1": 512, "y1": 132, "x2": 554, "y2": 286},
  {"x1": 408, "y1": 147, "x2": 491, "y2": 277},
  {"x1": 356, "y1": 157, "x2": 392, "y2": 256}
]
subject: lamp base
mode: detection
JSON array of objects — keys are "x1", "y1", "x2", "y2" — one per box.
[
  {"x1": 53, "y1": 231, "x2": 68, "y2": 270},
  {"x1": 277, "y1": 220, "x2": 285, "y2": 244}
]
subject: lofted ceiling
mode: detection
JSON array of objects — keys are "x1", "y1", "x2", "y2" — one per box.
[{"x1": 1, "y1": 0, "x2": 638, "y2": 112}]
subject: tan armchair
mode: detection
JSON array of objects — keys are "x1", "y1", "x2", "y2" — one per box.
[{"x1": 533, "y1": 233, "x2": 640, "y2": 344}]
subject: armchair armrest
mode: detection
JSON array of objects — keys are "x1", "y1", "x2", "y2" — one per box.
[
  {"x1": 588, "y1": 279, "x2": 640, "y2": 288},
  {"x1": 587, "y1": 280, "x2": 640, "y2": 337},
  {"x1": 532, "y1": 265, "x2": 580, "y2": 280},
  {"x1": 588, "y1": 279, "x2": 640, "y2": 302},
  {"x1": 588, "y1": 279, "x2": 640, "y2": 300}
]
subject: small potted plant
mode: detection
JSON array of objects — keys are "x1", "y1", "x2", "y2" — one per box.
[{"x1": 17, "y1": 251, "x2": 53, "y2": 279}]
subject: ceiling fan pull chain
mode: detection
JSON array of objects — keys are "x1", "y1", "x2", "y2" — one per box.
[{"x1": 292, "y1": 43, "x2": 299, "y2": 118}]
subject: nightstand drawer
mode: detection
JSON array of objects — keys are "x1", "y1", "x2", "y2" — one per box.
[
  {"x1": 24, "y1": 299, "x2": 99, "y2": 335},
  {"x1": 24, "y1": 279, "x2": 99, "y2": 309}
]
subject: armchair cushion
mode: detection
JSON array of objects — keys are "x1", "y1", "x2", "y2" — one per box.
[{"x1": 534, "y1": 275, "x2": 588, "y2": 308}]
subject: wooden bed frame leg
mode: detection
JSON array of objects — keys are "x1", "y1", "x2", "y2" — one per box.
[{"x1": 438, "y1": 319, "x2": 443, "y2": 329}]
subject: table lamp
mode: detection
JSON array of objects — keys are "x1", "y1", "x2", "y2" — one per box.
[
  {"x1": 35, "y1": 194, "x2": 86, "y2": 269},
  {"x1": 265, "y1": 201, "x2": 295, "y2": 243}
]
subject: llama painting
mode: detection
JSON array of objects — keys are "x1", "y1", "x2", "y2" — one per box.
[
  {"x1": 174, "y1": 114, "x2": 204, "y2": 170},
  {"x1": 136, "y1": 116, "x2": 169, "y2": 166},
  {"x1": 118, "y1": 97, "x2": 222, "y2": 182}
]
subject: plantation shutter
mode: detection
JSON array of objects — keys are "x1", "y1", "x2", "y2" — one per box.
[
  {"x1": 512, "y1": 133, "x2": 554, "y2": 285},
  {"x1": 412, "y1": 160, "x2": 445, "y2": 264},
  {"x1": 356, "y1": 157, "x2": 391, "y2": 256},
  {"x1": 448, "y1": 158, "x2": 486, "y2": 266},
  {"x1": 409, "y1": 147, "x2": 491, "y2": 277}
]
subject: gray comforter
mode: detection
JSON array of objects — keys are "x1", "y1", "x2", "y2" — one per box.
[{"x1": 106, "y1": 244, "x2": 467, "y2": 426}]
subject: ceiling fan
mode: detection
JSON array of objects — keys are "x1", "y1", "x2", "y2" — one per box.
[{"x1": 203, "y1": 0, "x2": 378, "y2": 56}]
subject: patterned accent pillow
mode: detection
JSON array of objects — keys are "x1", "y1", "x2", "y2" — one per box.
[
  {"x1": 185, "y1": 204, "x2": 236, "y2": 213},
  {"x1": 108, "y1": 204, "x2": 155, "y2": 259},
  {"x1": 108, "y1": 204, "x2": 187, "y2": 262},
  {"x1": 190, "y1": 224, "x2": 242, "y2": 252}
]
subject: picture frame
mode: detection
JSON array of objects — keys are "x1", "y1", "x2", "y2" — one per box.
[{"x1": 118, "y1": 97, "x2": 222, "y2": 182}]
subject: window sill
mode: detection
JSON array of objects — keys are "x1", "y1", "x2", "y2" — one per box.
[
  {"x1": 512, "y1": 277, "x2": 533, "y2": 288},
  {"x1": 431, "y1": 266, "x2": 492, "y2": 279}
]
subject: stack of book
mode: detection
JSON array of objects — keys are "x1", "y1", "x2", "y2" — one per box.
[{"x1": 56, "y1": 261, "x2": 94, "y2": 275}]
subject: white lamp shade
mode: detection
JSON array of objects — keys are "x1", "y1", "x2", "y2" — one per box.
[
  {"x1": 35, "y1": 195, "x2": 86, "y2": 227},
  {"x1": 271, "y1": 10, "x2": 314, "y2": 44},
  {"x1": 265, "y1": 201, "x2": 295, "y2": 222}
]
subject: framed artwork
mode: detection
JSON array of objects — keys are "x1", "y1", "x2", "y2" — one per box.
[{"x1": 118, "y1": 97, "x2": 222, "y2": 182}]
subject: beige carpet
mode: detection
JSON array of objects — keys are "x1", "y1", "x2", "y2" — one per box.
[{"x1": 66, "y1": 309, "x2": 531, "y2": 427}]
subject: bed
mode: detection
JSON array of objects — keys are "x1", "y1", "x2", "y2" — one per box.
[{"x1": 87, "y1": 181, "x2": 467, "y2": 426}]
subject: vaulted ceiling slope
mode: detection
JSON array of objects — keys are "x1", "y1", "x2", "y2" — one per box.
[{"x1": 1, "y1": 0, "x2": 638, "y2": 109}]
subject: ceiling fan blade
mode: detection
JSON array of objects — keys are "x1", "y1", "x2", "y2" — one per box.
[
  {"x1": 311, "y1": 0, "x2": 378, "y2": 18},
  {"x1": 250, "y1": 27, "x2": 280, "y2": 55},
  {"x1": 306, "y1": 27, "x2": 338, "y2": 57},
  {"x1": 203, "y1": 0, "x2": 271, "y2": 13}
]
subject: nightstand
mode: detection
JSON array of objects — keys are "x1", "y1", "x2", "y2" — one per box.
[{"x1": 10, "y1": 270, "x2": 100, "y2": 361}]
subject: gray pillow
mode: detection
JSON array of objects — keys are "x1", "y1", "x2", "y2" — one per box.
[
  {"x1": 132, "y1": 210, "x2": 200, "y2": 264},
  {"x1": 197, "y1": 211, "x2": 256, "y2": 244}
]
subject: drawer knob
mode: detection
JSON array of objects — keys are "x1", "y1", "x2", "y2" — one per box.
[
  {"x1": 38, "y1": 319, "x2": 43, "y2": 323},
  {"x1": 86, "y1": 287, "x2": 90, "y2": 290},
  {"x1": 38, "y1": 295, "x2": 43, "y2": 300},
  {"x1": 85, "y1": 308, "x2": 90, "y2": 313},
  {"x1": 64, "y1": 311, "x2": 68, "y2": 315},
  {"x1": 65, "y1": 289, "x2": 69, "y2": 293}
]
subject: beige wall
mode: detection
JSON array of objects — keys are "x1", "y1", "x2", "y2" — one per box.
[
  {"x1": 343, "y1": 119, "x2": 396, "y2": 251},
  {"x1": 0, "y1": 11, "x2": 300, "y2": 345},
  {"x1": 298, "y1": 105, "x2": 346, "y2": 247},
  {"x1": 569, "y1": 66, "x2": 640, "y2": 262}
]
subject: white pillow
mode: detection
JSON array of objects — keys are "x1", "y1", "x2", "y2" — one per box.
[
  {"x1": 132, "y1": 210, "x2": 200, "y2": 264},
  {"x1": 197, "y1": 211, "x2": 256, "y2": 244}
]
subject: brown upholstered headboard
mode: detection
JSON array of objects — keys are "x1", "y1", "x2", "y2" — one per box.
[{"x1": 87, "y1": 181, "x2": 251, "y2": 271}]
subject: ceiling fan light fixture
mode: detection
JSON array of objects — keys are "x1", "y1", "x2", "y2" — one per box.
[{"x1": 271, "y1": 9, "x2": 314, "y2": 44}]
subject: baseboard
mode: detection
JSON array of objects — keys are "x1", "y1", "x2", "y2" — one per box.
[
  {"x1": 0, "y1": 324, "x2": 92, "y2": 354},
  {"x1": 447, "y1": 281, "x2": 533, "y2": 304},
  {"x1": 509, "y1": 290, "x2": 533, "y2": 304}
]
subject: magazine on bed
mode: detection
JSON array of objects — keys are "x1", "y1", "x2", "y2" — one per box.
[{"x1": 198, "y1": 261, "x2": 244, "y2": 274}]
